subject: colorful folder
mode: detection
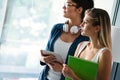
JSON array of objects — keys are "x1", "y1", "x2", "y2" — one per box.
[{"x1": 65, "y1": 56, "x2": 98, "y2": 80}]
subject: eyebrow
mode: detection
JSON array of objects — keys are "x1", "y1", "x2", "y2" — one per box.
[
  {"x1": 67, "y1": 2, "x2": 73, "y2": 3},
  {"x1": 83, "y1": 19, "x2": 89, "y2": 22},
  {"x1": 66, "y1": 2, "x2": 76, "y2": 4}
]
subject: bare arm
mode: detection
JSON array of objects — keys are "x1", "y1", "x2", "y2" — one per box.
[{"x1": 97, "y1": 49, "x2": 112, "y2": 80}]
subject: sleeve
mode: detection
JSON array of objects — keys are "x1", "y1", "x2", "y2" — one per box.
[
  {"x1": 45, "y1": 24, "x2": 58, "y2": 50},
  {"x1": 40, "y1": 24, "x2": 60, "y2": 65}
]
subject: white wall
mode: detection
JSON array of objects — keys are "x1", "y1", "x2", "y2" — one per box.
[
  {"x1": 111, "y1": 26, "x2": 120, "y2": 62},
  {"x1": 94, "y1": 0, "x2": 114, "y2": 17},
  {"x1": 94, "y1": 0, "x2": 120, "y2": 63}
]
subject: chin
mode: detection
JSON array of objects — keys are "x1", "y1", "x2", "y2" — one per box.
[
  {"x1": 81, "y1": 33, "x2": 86, "y2": 36},
  {"x1": 63, "y1": 14, "x2": 69, "y2": 18},
  {"x1": 64, "y1": 16, "x2": 69, "y2": 18}
]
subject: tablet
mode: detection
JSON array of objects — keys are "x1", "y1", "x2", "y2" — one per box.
[{"x1": 41, "y1": 50, "x2": 64, "y2": 63}]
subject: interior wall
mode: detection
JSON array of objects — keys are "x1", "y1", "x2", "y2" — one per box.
[
  {"x1": 94, "y1": 0, "x2": 114, "y2": 18},
  {"x1": 95, "y1": 0, "x2": 120, "y2": 62}
]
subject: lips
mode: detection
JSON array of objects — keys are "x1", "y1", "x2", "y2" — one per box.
[
  {"x1": 63, "y1": 11, "x2": 66, "y2": 13},
  {"x1": 80, "y1": 29, "x2": 83, "y2": 32},
  {"x1": 80, "y1": 28, "x2": 83, "y2": 32}
]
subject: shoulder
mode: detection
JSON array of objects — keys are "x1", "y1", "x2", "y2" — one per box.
[
  {"x1": 74, "y1": 41, "x2": 89, "y2": 57},
  {"x1": 52, "y1": 23, "x2": 64, "y2": 30},
  {"x1": 99, "y1": 48, "x2": 112, "y2": 63},
  {"x1": 50, "y1": 23, "x2": 64, "y2": 35},
  {"x1": 77, "y1": 41, "x2": 89, "y2": 47},
  {"x1": 100, "y1": 48, "x2": 112, "y2": 57}
]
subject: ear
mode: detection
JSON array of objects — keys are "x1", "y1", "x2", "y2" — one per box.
[
  {"x1": 77, "y1": 7, "x2": 83, "y2": 14},
  {"x1": 95, "y1": 25, "x2": 101, "y2": 33}
]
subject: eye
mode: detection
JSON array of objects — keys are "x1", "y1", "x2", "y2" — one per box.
[
  {"x1": 83, "y1": 21, "x2": 87, "y2": 24},
  {"x1": 64, "y1": 2, "x2": 76, "y2": 8}
]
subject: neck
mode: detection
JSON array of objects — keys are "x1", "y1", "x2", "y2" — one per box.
[
  {"x1": 68, "y1": 18, "x2": 82, "y2": 27},
  {"x1": 89, "y1": 37, "x2": 101, "y2": 49}
]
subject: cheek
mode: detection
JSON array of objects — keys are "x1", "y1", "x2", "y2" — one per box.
[
  {"x1": 83, "y1": 26, "x2": 90, "y2": 32},
  {"x1": 64, "y1": 9, "x2": 76, "y2": 17},
  {"x1": 81, "y1": 26, "x2": 91, "y2": 35}
]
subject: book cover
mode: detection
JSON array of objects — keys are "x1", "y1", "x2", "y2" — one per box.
[{"x1": 65, "y1": 56, "x2": 98, "y2": 80}]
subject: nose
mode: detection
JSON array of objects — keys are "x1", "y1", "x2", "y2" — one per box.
[
  {"x1": 80, "y1": 23, "x2": 83, "y2": 28},
  {"x1": 63, "y1": 4, "x2": 66, "y2": 9},
  {"x1": 79, "y1": 23, "x2": 84, "y2": 30}
]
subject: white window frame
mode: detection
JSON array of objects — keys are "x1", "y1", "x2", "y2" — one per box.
[
  {"x1": 0, "y1": 0, "x2": 43, "y2": 79},
  {"x1": 0, "y1": 0, "x2": 8, "y2": 39}
]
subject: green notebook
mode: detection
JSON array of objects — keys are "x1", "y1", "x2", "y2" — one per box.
[{"x1": 65, "y1": 56, "x2": 98, "y2": 80}]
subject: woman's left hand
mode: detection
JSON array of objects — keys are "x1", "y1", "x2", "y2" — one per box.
[{"x1": 47, "y1": 61, "x2": 63, "y2": 72}]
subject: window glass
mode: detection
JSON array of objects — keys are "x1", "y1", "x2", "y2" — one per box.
[
  {"x1": 0, "y1": 0, "x2": 52, "y2": 67},
  {"x1": 0, "y1": 0, "x2": 114, "y2": 80},
  {"x1": 0, "y1": 0, "x2": 64, "y2": 80}
]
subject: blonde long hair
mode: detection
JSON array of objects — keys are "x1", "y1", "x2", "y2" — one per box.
[{"x1": 85, "y1": 8, "x2": 112, "y2": 50}]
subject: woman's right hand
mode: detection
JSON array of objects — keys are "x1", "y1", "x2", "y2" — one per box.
[{"x1": 62, "y1": 64, "x2": 81, "y2": 80}]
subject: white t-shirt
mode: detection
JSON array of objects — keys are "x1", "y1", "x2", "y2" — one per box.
[{"x1": 47, "y1": 38, "x2": 72, "y2": 80}]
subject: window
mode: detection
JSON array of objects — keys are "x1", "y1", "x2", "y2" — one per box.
[
  {"x1": 111, "y1": 0, "x2": 120, "y2": 26},
  {"x1": 0, "y1": 0, "x2": 65, "y2": 80},
  {"x1": 0, "y1": 0, "x2": 114, "y2": 80}
]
